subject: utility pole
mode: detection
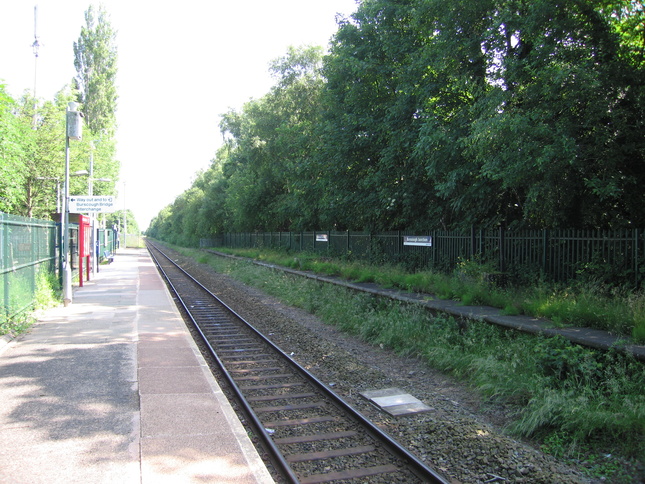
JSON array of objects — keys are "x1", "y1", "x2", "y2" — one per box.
[
  {"x1": 63, "y1": 102, "x2": 83, "y2": 306},
  {"x1": 89, "y1": 141, "x2": 96, "y2": 275},
  {"x1": 31, "y1": 5, "x2": 41, "y2": 127}
]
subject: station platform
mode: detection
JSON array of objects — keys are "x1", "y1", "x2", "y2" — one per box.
[{"x1": 0, "y1": 248, "x2": 275, "y2": 484}]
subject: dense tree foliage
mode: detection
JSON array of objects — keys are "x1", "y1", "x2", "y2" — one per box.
[
  {"x1": 1, "y1": 5, "x2": 120, "y2": 220},
  {"x1": 0, "y1": 86, "x2": 119, "y2": 218},
  {"x1": 220, "y1": 46, "x2": 327, "y2": 231},
  {"x1": 147, "y1": 1, "x2": 644, "y2": 243},
  {"x1": 73, "y1": 4, "x2": 118, "y2": 136},
  {"x1": 105, "y1": 209, "x2": 140, "y2": 237},
  {"x1": 0, "y1": 84, "x2": 28, "y2": 213}
]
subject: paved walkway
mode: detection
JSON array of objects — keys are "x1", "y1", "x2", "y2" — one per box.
[{"x1": 0, "y1": 248, "x2": 274, "y2": 484}]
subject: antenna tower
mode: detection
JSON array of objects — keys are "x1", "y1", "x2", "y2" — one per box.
[{"x1": 31, "y1": 5, "x2": 41, "y2": 126}]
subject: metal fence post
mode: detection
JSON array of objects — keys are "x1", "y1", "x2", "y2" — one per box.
[
  {"x1": 470, "y1": 225, "x2": 476, "y2": 258},
  {"x1": 499, "y1": 226, "x2": 506, "y2": 273},
  {"x1": 635, "y1": 228, "x2": 640, "y2": 288},
  {"x1": 542, "y1": 229, "x2": 549, "y2": 276},
  {"x1": 1, "y1": 213, "x2": 7, "y2": 318},
  {"x1": 480, "y1": 228, "x2": 485, "y2": 260},
  {"x1": 431, "y1": 230, "x2": 436, "y2": 268},
  {"x1": 398, "y1": 230, "x2": 402, "y2": 259}
]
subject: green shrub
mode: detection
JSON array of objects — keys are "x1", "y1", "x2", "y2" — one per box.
[
  {"x1": 0, "y1": 312, "x2": 34, "y2": 337},
  {"x1": 34, "y1": 269, "x2": 60, "y2": 309}
]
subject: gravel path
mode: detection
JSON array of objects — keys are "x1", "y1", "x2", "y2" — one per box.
[{"x1": 167, "y1": 247, "x2": 592, "y2": 483}]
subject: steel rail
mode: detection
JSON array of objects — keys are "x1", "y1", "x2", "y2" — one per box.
[
  {"x1": 147, "y1": 241, "x2": 450, "y2": 484},
  {"x1": 147, "y1": 242, "x2": 299, "y2": 483}
]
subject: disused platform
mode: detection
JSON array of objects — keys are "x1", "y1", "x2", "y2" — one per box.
[{"x1": 0, "y1": 248, "x2": 274, "y2": 484}]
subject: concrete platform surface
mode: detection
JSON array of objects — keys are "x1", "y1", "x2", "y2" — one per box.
[{"x1": 0, "y1": 248, "x2": 274, "y2": 484}]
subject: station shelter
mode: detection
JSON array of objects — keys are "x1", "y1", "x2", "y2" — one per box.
[{"x1": 52, "y1": 213, "x2": 91, "y2": 287}]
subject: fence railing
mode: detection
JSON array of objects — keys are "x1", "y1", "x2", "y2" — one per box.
[
  {"x1": 1, "y1": 212, "x2": 58, "y2": 319},
  {"x1": 201, "y1": 228, "x2": 644, "y2": 287}
]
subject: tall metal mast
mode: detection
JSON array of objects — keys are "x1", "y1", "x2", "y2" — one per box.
[{"x1": 31, "y1": 5, "x2": 41, "y2": 126}]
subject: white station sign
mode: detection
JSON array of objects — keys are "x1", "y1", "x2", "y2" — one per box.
[{"x1": 68, "y1": 196, "x2": 116, "y2": 213}]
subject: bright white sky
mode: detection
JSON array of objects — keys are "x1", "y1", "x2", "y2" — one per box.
[{"x1": 1, "y1": 0, "x2": 359, "y2": 230}]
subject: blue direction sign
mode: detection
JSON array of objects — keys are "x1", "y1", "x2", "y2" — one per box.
[{"x1": 68, "y1": 196, "x2": 116, "y2": 213}]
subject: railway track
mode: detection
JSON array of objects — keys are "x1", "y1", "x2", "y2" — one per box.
[{"x1": 146, "y1": 241, "x2": 450, "y2": 484}]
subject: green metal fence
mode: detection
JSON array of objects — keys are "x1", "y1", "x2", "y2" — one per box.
[
  {"x1": 1, "y1": 212, "x2": 58, "y2": 319},
  {"x1": 202, "y1": 227, "x2": 644, "y2": 287}
]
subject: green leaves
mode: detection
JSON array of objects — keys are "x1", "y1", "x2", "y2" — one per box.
[
  {"x1": 0, "y1": 85, "x2": 28, "y2": 213},
  {"x1": 150, "y1": 0, "x2": 644, "y2": 239},
  {"x1": 73, "y1": 4, "x2": 118, "y2": 136}
]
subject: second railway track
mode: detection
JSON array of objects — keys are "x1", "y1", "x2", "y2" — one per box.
[{"x1": 147, "y1": 241, "x2": 450, "y2": 484}]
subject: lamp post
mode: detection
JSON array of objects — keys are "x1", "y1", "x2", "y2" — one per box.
[
  {"x1": 63, "y1": 102, "x2": 83, "y2": 306},
  {"x1": 88, "y1": 141, "x2": 97, "y2": 275},
  {"x1": 88, "y1": 141, "x2": 111, "y2": 274},
  {"x1": 89, "y1": 142, "x2": 97, "y2": 275}
]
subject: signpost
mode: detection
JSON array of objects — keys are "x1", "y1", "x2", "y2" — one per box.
[
  {"x1": 403, "y1": 235, "x2": 432, "y2": 247},
  {"x1": 63, "y1": 102, "x2": 83, "y2": 306},
  {"x1": 69, "y1": 196, "x2": 115, "y2": 213}
]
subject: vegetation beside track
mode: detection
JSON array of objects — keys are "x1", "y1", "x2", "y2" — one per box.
[
  {"x1": 166, "y1": 244, "x2": 644, "y2": 482},
  {"x1": 0, "y1": 270, "x2": 59, "y2": 338},
  {"x1": 0, "y1": 313, "x2": 34, "y2": 339},
  {"x1": 212, "y1": 247, "x2": 645, "y2": 343}
]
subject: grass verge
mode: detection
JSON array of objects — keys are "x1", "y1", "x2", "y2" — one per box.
[{"x1": 212, "y1": 247, "x2": 645, "y2": 342}]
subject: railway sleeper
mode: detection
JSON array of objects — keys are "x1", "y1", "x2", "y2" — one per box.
[
  {"x1": 228, "y1": 367, "x2": 284, "y2": 374},
  {"x1": 239, "y1": 381, "x2": 306, "y2": 391},
  {"x1": 254, "y1": 401, "x2": 327, "y2": 413},
  {"x1": 263, "y1": 416, "x2": 339, "y2": 427},
  {"x1": 274, "y1": 430, "x2": 358, "y2": 445},
  {"x1": 247, "y1": 392, "x2": 316, "y2": 402},
  {"x1": 299, "y1": 464, "x2": 400, "y2": 484},
  {"x1": 286, "y1": 444, "x2": 376, "y2": 463}
]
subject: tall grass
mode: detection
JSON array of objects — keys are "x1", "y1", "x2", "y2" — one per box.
[
  {"x1": 211, "y1": 247, "x2": 645, "y2": 342},
  {"x1": 34, "y1": 269, "x2": 60, "y2": 309}
]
